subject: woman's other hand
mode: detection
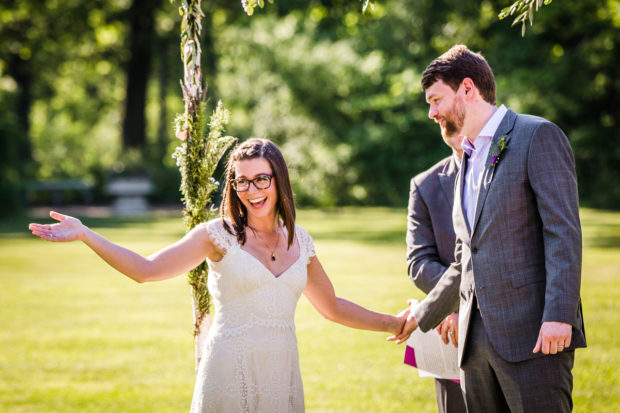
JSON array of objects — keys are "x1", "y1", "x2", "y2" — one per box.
[
  {"x1": 387, "y1": 299, "x2": 419, "y2": 344},
  {"x1": 390, "y1": 307, "x2": 410, "y2": 336}
]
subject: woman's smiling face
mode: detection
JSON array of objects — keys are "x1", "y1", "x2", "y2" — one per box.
[{"x1": 234, "y1": 157, "x2": 278, "y2": 221}]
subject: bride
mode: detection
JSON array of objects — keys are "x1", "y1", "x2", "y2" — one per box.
[{"x1": 29, "y1": 138, "x2": 408, "y2": 412}]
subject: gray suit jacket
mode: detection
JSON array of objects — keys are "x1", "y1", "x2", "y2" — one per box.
[
  {"x1": 413, "y1": 109, "x2": 587, "y2": 365},
  {"x1": 407, "y1": 155, "x2": 460, "y2": 295}
]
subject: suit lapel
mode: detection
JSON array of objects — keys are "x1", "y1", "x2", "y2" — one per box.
[
  {"x1": 438, "y1": 157, "x2": 457, "y2": 208},
  {"x1": 471, "y1": 110, "x2": 518, "y2": 235},
  {"x1": 455, "y1": 154, "x2": 471, "y2": 235}
]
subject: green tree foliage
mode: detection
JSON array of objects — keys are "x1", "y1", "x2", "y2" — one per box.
[
  {"x1": 0, "y1": 0, "x2": 137, "y2": 207},
  {"x1": 215, "y1": 0, "x2": 619, "y2": 208},
  {"x1": 502, "y1": 0, "x2": 619, "y2": 208},
  {"x1": 1, "y1": 0, "x2": 618, "y2": 211},
  {"x1": 0, "y1": 1, "x2": 128, "y2": 212}
]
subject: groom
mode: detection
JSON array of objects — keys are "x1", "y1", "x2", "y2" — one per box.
[{"x1": 392, "y1": 45, "x2": 586, "y2": 412}]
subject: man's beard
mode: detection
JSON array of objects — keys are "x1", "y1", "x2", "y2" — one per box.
[{"x1": 440, "y1": 99, "x2": 466, "y2": 138}]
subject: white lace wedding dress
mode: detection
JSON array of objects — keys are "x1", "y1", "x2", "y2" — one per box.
[{"x1": 190, "y1": 218, "x2": 315, "y2": 413}]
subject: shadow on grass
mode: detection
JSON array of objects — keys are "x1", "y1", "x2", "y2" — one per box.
[
  {"x1": 309, "y1": 229, "x2": 405, "y2": 245},
  {"x1": 0, "y1": 213, "x2": 176, "y2": 238},
  {"x1": 312, "y1": 228, "x2": 619, "y2": 248},
  {"x1": 581, "y1": 214, "x2": 620, "y2": 249},
  {"x1": 583, "y1": 234, "x2": 620, "y2": 249},
  {"x1": 299, "y1": 207, "x2": 407, "y2": 245}
]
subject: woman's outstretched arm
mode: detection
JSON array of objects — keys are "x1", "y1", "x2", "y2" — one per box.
[
  {"x1": 29, "y1": 211, "x2": 223, "y2": 283},
  {"x1": 303, "y1": 255, "x2": 407, "y2": 336}
]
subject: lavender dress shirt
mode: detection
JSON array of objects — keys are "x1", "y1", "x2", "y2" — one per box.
[{"x1": 461, "y1": 105, "x2": 507, "y2": 230}]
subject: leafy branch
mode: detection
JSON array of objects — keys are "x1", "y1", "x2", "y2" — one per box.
[
  {"x1": 241, "y1": 0, "x2": 375, "y2": 16},
  {"x1": 499, "y1": 0, "x2": 553, "y2": 36}
]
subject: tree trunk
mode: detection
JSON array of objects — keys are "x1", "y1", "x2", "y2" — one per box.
[
  {"x1": 8, "y1": 53, "x2": 32, "y2": 164},
  {"x1": 156, "y1": 33, "x2": 170, "y2": 161},
  {"x1": 121, "y1": 0, "x2": 160, "y2": 149}
]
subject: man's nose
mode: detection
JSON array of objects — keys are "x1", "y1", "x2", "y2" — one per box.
[{"x1": 428, "y1": 106, "x2": 438, "y2": 119}]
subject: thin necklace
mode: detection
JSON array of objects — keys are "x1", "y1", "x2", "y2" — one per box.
[{"x1": 250, "y1": 226, "x2": 281, "y2": 261}]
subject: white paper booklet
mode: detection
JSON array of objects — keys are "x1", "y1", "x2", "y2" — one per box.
[{"x1": 405, "y1": 322, "x2": 460, "y2": 381}]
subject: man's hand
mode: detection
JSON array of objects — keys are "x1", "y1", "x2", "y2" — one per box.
[
  {"x1": 436, "y1": 312, "x2": 458, "y2": 347},
  {"x1": 532, "y1": 321, "x2": 572, "y2": 355},
  {"x1": 387, "y1": 299, "x2": 419, "y2": 344}
]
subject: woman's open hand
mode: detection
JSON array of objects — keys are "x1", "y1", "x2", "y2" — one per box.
[{"x1": 29, "y1": 211, "x2": 85, "y2": 242}]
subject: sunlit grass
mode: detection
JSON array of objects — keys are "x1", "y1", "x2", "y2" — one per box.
[{"x1": 0, "y1": 207, "x2": 617, "y2": 412}]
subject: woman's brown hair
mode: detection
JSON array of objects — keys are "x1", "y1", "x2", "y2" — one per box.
[{"x1": 220, "y1": 138, "x2": 296, "y2": 248}]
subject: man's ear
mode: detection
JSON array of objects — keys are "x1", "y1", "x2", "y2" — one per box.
[{"x1": 461, "y1": 78, "x2": 476, "y2": 100}]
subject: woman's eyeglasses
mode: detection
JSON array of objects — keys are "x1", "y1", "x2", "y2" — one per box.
[{"x1": 231, "y1": 174, "x2": 273, "y2": 192}]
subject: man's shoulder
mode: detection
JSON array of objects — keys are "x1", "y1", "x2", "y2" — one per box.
[
  {"x1": 502, "y1": 111, "x2": 568, "y2": 149},
  {"x1": 412, "y1": 156, "x2": 455, "y2": 187},
  {"x1": 511, "y1": 110, "x2": 560, "y2": 133}
]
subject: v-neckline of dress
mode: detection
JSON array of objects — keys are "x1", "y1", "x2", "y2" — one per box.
[{"x1": 238, "y1": 230, "x2": 302, "y2": 279}]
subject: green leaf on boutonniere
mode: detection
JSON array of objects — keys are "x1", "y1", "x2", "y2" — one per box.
[{"x1": 489, "y1": 135, "x2": 507, "y2": 166}]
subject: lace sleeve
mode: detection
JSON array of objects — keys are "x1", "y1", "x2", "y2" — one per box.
[
  {"x1": 205, "y1": 218, "x2": 237, "y2": 255},
  {"x1": 296, "y1": 225, "x2": 316, "y2": 264}
]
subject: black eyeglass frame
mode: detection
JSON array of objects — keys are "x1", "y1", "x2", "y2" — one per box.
[{"x1": 231, "y1": 174, "x2": 274, "y2": 192}]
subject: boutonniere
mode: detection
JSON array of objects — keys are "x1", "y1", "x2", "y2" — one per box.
[{"x1": 489, "y1": 135, "x2": 507, "y2": 167}]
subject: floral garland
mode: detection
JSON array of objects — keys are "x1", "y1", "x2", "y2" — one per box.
[{"x1": 173, "y1": 0, "x2": 236, "y2": 342}]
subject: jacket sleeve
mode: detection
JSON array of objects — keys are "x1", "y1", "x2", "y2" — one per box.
[
  {"x1": 527, "y1": 122, "x2": 582, "y2": 327},
  {"x1": 406, "y1": 178, "x2": 448, "y2": 294},
  {"x1": 413, "y1": 237, "x2": 462, "y2": 332}
]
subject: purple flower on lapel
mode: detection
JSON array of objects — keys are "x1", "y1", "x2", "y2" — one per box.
[{"x1": 489, "y1": 135, "x2": 507, "y2": 167}]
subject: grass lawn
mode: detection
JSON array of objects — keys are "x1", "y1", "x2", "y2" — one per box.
[{"x1": 0, "y1": 207, "x2": 618, "y2": 412}]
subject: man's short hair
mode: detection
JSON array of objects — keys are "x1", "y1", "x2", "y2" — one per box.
[{"x1": 422, "y1": 45, "x2": 496, "y2": 105}]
